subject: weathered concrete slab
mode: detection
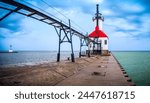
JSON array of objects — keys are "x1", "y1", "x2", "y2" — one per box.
[
  {"x1": 56, "y1": 54, "x2": 134, "y2": 86},
  {"x1": 0, "y1": 54, "x2": 134, "y2": 86}
]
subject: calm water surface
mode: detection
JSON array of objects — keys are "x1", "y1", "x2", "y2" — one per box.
[
  {"x1": 113, "y1": 51, "x2": 150, "y2": 86},
  {"x1": 1, "y1": 51, "x2": 150, "y2": 85},
  {"x1": 0, "y1": 51, "x2": 79, "y2": 67}
]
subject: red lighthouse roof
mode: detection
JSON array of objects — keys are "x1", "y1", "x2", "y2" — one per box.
[{"x1": 88, "y1": 26, "x2": 108, "y2": 38}]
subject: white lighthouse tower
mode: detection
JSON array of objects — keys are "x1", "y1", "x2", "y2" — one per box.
[
  {"x1": 88, "y1": 4, "x2": 109, "y2": 55},
  {"x1": 9, "y1": 45, "x2": 13, "y2": 53}
]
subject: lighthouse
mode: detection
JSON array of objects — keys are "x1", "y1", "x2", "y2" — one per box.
[
  {"x1": 88, "y1": 4, "x2": 109, "y2": 55},
  {"x1": 9, "y1": 45, "x2": 13, "y2": 53}
]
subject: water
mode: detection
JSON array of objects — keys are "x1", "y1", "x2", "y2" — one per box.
[
  {"x1": 1, "y1": 51, "x2": 150, "y2": 86},
  {"x1": 113, "y1": 51, "x2": 150, "y2": 86},
  {"x1": 0, "y1": 51, "x2": 79, "y2": 67}
]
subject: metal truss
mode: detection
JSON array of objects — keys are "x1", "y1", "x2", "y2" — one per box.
[
  {"x1": 79, "y1": 37, "x2": 89, "y2": 58},
  {"x1": 54, "y1": 20, "x2": 75, "y2": 62},
  {"x1": 0, "y1": 0, "x2": 96, "y2": 62}
]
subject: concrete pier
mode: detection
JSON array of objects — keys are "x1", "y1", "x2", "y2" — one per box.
[
  {"x1": 56, "y1": 54, "x2": 134, "y2": 86},
  {"x1": 0, "y1": 53, "x2": 134, "y2": 86}
]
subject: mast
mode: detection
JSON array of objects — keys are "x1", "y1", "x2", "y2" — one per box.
[
  {"x1": 96, "y1": 4, "x2": 99, "y2": 27},
  {"x1": 93, "y1": 4, "x2": 104, "y2": 29}
]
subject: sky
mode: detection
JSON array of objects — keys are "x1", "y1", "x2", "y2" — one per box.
[{"x1": 0, "y1": 0, "x2": 150, "y2": 51}]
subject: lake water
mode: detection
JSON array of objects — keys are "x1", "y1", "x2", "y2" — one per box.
[
  {"x1": 113, "y1": 51, "x2": 150, "y2": 86},
  {"x1": 1, "y1": 51, "x2": 150, "y2": 86},
  {"x1": 0, "y1": 51, "x2": 79, "y2": 67}
]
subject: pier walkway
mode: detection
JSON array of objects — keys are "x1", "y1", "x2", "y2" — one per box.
[
  {"x1": 0, "y1": 54, "x2": 134, "y2": 86},
  {"x1": 56, "y1": 54, "x2": 133, "y2": 86}
]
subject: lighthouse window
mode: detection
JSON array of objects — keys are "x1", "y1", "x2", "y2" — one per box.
[{"x1": 104, "y1": 40, "x2": 107, "y2": 45}]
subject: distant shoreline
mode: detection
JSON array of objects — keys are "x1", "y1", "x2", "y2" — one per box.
[{"x1": 0, "y1": 51, "x2": 18, "y2": 53}]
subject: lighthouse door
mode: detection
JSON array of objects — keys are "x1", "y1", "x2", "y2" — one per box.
[{"x1": 97, "y1": 43, "x2": 101, "y2": 54}]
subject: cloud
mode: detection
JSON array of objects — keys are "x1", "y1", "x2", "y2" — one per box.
[
  {"x1": 0, "y1": 0, "x2": 150, "y2": 51},
  {"x1": 0, "y1": 11, "x2": 25, "y2": 38},
  {"x1": 102, "y1": 9, "x2": 115, "y2": 16},
  {"x1": 138, "y1": 0, "x2": 150, "y2": 12},
  {"x1": 0, "y1": 2, "x2": 95, "y2": 51},
  {"x1": 119, "y1": 3, "x2": 145, "y2": 13},
  {"x1": 45, "y1": 6, "x2": 94, "y2": 33},
  {"x1": 99, "y1": 0, "x2": 150, "y2": 41},
  {"x1": 84, "y1": 0, "x2": 104, "y2": 4}
]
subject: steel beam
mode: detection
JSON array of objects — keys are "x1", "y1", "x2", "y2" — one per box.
[
  {"x1": 54, "y1": 20, "x2": 75, "y2": 62},
  {"x1": 79, "y1": 38, "x2": 88, "y2": 58},
  {"x1": 26, "y1": 12, "x2": 35, "y2": 16},
  {"x1": 0, "y1": 7, "x2": 21, "y2": 21},
  {"x1": 69, "y1": 19, "x2": 75, "y2": 62},
  {"x1": 0, "y1": 0, "x2": 97, "y2": 62},
  {"x1": 0, "y1": 0, "x2": 87, "y2": 39}
]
